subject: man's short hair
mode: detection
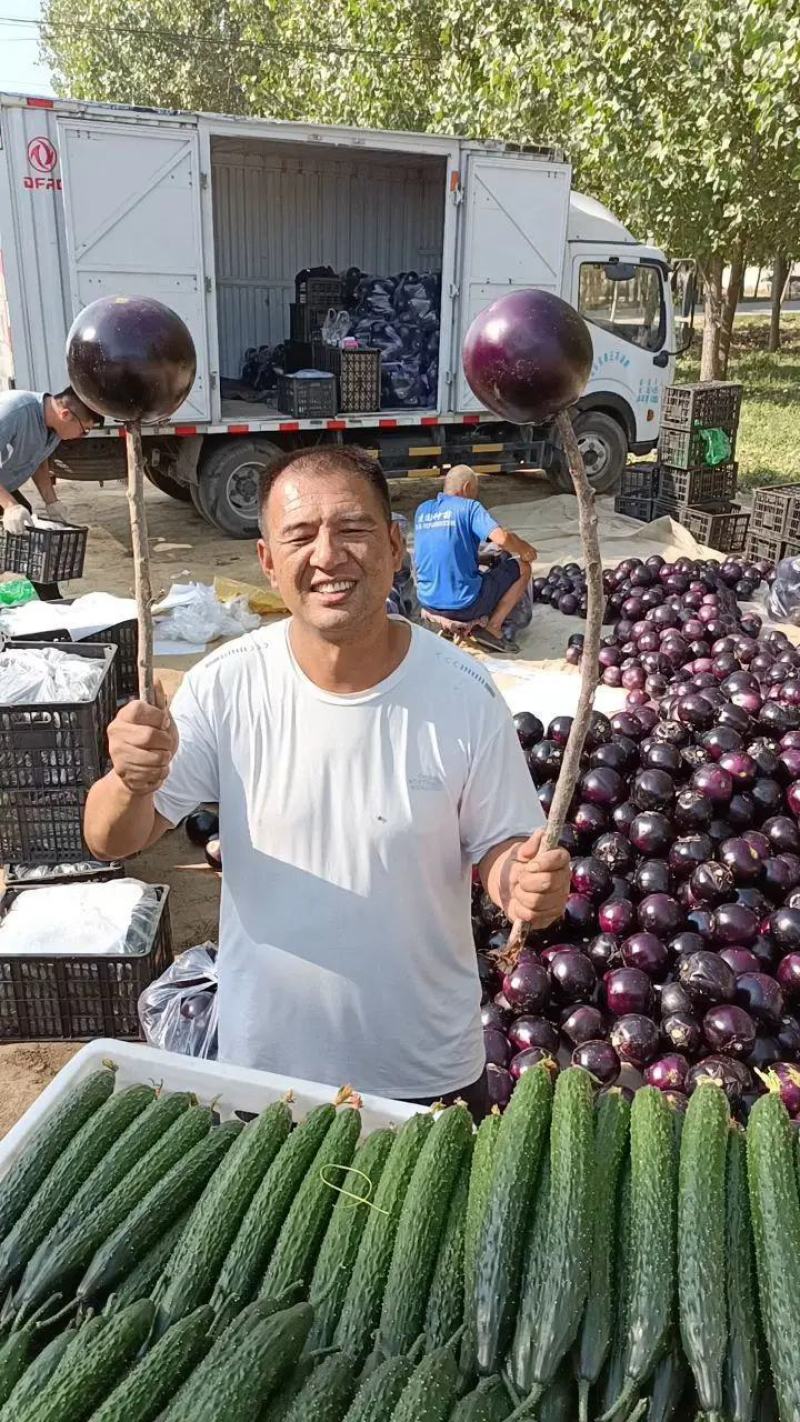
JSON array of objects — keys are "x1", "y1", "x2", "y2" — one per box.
[
  {"x1": 54, "y1": 387, "x2": 104, "y2": 428},
  {"x1": 258, "y1": 445, "x2": 392, "y2": 534}
]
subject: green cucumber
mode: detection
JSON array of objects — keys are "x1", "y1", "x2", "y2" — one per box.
[
  {"x1": 13, "y1": 1300, "x2": 154, "y2": 1422},
  {"x1": 262, "y1": 1106, "x2": 362, "y2": 1297},
  {"x1": 425, "y1": 1148, "x2": 471, "y2": 1348},
  {"x1": 450, "y1": 1376, "x2": 512, "y2": 1421},
  {"x1": 0, "y1": 1069, "x2": 116, "y2": 1239},
  {"x1": 334, "y1": 1113, "x2": 433, "y2": 1368},
  {"x1": 45, "y1": 1091, "x2": 194, "y2": 1252},
  {"x1": 102, "y1": 1213, "x2": 189, "y2": 1315},
  {"x1": 87, "y1": 1305, "x2": 213, "y2": 1422},
  {"x1": 747, "y1": 1091, "x2": 800, "y2": 1422},
  {"x1": 307, "y1": 1127, "x2": 394, "y2": 1350},
  {"x1": 511, "y1": 1067, "x2": 594, "y2": 1403},
  {"x1": 390, "y1": 1341, "x2": 461, "y2": 1422},
  {"x1": 160, "y1": 1302, "x2": 313, "y2": 1422},
  {"x1": 724, "y1": 1126, "x2": 760, "y2": 1422},
  {"x1": 16, "y1": 1104, "x2": 213, "y2": 1317},
  {"x1": 0, "y1": 1328, "x2": 74, "y2": 1419},
  {"x1": 460, "y1": 1111, "x2": 501, "y2": 1377},
  {"x1": 0, "y1": 1084, "x2": 154, "y2": 1296},
  {"x1": 601, "y1": 1087, "x2": 676, "y2": 1421},
  {"x1": 210, "y1": 1102, "x2": 335, "y2": 1331},
  {"x1": 263, "y1": 1355, "x2": 319, "y2": 1422},
  {"x1": 379, "y1": 1104, "x2": 473, "y2": 1357},
  {"x1": 155, "y1": 1099, "x2": 292, "y2": 1334},
  {"x1": 678, "y1": 1080, "x2": 729, "y2": 1419},
  {"x1": 78, "y1": 1119, "x2": 242, "y2": 1305},
  {"x1": 473, "y1": 1064, "x2": 553, "y2": 1375},
  {"x1": 538, "y1": 1363, "x2": 576, "y2": 1422},
  {"x1": 341, "y1": 1355, "x2": 416, "y2": 1422},
  {"x1": 0, "y1": 1323, "x2": 36, "y2": 1407},
  {"x1": 645, "y1": 1333, "x2": 688, "y2": 1422},
  {"x1": 281, "y1": 1351, "x2": 356, "y2": 1421},
  {"x1": 577, "y1": 1087, "x2": 631, "y2": 1422},
  {"x1": 600, "y1": 1159, "x2": 633, "y2": 1422}
]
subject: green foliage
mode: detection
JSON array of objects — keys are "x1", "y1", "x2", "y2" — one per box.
[{"x1": 41, "y1": 0, "x2": 800, "y2": 267}]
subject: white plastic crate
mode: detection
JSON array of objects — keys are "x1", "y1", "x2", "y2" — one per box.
[{"x1": 0, "y1": 1038, "x2": 421, "y2": 1176}]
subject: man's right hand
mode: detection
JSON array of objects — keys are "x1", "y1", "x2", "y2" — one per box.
[
  {"x1": 3, "y1": 504, "x2": 33, "y2": 536},
  {"x1": 107, "y1": 681, "x2": 178, "y2": 796}
]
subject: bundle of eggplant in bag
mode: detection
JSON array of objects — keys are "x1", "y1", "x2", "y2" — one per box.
[{"x1": 342, "y1": 266, "x2": 441, "y2": 409}]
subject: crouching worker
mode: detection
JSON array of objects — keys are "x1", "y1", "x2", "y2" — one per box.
[{"x1": 414, "y1": 465, "x2": 535, "y2": 653}]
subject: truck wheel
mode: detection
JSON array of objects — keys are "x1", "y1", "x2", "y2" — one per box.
[
  {"x1": 145, "y1": 464, "x2": 192, "y2": 503},
  {"x1": 196, "y1": 438, "x2": 283, "y2": 539},
  {"x1": 551, "y1": 411, "x2": 628, "y2": 495}
]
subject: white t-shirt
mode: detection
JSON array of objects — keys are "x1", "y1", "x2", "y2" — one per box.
[{"x1": 154, "y1": 620, "x2": 543, "y2": 1099}]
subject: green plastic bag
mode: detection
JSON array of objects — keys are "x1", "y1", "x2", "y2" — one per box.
[
  {"x1": 697, "y1": 426, "x2": 732, "y2": 466},
  {"x1": 0, "y1": 577, "x2": 38, "y2": 607}
]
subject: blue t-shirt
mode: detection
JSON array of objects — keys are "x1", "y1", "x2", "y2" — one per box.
[
  {"x1": 0, "y1": 391, "x2": 59, "y2": 493},
  {"x1": 414, "y1": 493, "x2": 498, "y2": 612}
]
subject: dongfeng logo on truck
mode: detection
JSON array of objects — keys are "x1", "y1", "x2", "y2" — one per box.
[{"x1": 24, "y1": 137, "x2": 61, "y2": 191}]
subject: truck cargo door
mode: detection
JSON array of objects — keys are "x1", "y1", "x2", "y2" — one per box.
[
  {"x1": 455, "y1": 154, "x2": 571, "y2": 413},
  {"x1": 57, "y1": 118, "x2": 210, "y2": 422}
]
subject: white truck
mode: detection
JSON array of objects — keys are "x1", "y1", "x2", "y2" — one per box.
[{"x1": 0, "y1": 91, "x2": 692, "y2": 538}]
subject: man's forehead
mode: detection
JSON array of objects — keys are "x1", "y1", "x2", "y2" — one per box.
[{"x1": 271, "y1": 468, "x2": 380, "y2": 522}]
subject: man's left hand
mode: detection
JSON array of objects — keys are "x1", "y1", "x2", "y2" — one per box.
[
  {"x1": 43, "y1": 499, "x2": 70, "y2": 525},
  {"x1": 503, "y1": 827, "x2": 571, "y2": 928}
]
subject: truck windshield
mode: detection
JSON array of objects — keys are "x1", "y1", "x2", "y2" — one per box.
[{"x1": 578, "y1": 262, "x2": 665, "y2": 351}]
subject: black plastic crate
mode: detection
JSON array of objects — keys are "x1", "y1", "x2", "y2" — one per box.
[
  {"x1": 295, "y1": 274, "x2": 343, "y2": 309},
  {"x1": 0, "y1": 882, "x2": 172, "y2": 1041},
  {"x1": 289, "y1": 302, "x2": 332, "y2": 343},
  {"x1": 0, "y1": 642, "x2": 116, "y2": 791},
  {"x1": 5, "y1": 619, "x2": 136, "y2": 702},
  {"x1": 312, "y1": 344, "x2": 381, "y2": 413},
  {"x1": 654, "y1": 502, "x2": 750, "y2": 553},
  {"x1": 661, "y1": 382, "x2": 742, "y2": 433},
  {"x1": 656, "y1": 462, "x2": 738, "y2": 509},
  {"x1": 276, "y1": 372, "x2": 337, "y2": 419},
  {"x1": 614, "y1": 494, "x2": 656, "y2": 522},
  {"x1": 619, "y1": 463, "x2": 660, "y2": 500},
  {"x1": 4, "y1": 860, "x2": 123, "y2": 887},
  {"x1": 658, "y1": 426, "x2": 715, "y2": 470},
  {"x1": 0, "y1": 525, "x2": 88, "y2": 583},
  {"x1": 750, "y1": 485, "x2": 799, "y2": 539},
  {"x1": 280, "y1": 339, "x2": 313, "y2": 375},
  {"x1": 745, "y1": 530, "x2": 784, "y2": 566},
  {"x1": 0, "y1": 787, "x2": 87, "y2": 863}
]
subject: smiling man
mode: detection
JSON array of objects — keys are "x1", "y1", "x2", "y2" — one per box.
[{"x1": 84, "y1": 445, "x2": 569, "y2": 1112}]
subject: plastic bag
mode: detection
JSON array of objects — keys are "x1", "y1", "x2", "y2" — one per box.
[
  {"x1": 7, "y1": 861, "x2": 119, "y2": 881},
  {"x1": 138, "y1": 944, "x2": 219, "y2": 1059},
  {"x1": 153, "y1": 582, "x2": 260, "y2": 646},
  {"x1": 0, "y1": 879, "x2": 161, "y2": 957},
  {"x1": 696, "y1": 427, "x2": 732, "y2": 466},
  {"x1": 0, "y1": 645, "x2": 107, "y2": 706},
  {"x1": 769, "y1": 556, "x2": 800, "y2": 624},
  {"x1": 0, "y1": 578, "x2": 37, "y2": 608}
]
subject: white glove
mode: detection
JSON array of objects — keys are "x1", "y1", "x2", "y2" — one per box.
[
  {"x1": 2, "y1": 504, "x2": 33, "y2": 536},
  {"x1": 42, "y1": 498, "x2": 70, "y2": 525}
]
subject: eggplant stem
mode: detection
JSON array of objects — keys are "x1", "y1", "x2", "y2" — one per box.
[
  {"x1": 504, "y1": 408, "x2": 603, "y2": 967},
  {"x1": 578, "y1": 1378, "x2": 591, "y2": 1422},
  {"x1": 505, "y1": 1383, "x2": 544, "y2": 1420},
  {"x1": 597, "y1": 1380, "x2": 637, "y2": 1422},
  {"x1": 624, "y1": 1401, "x2": 648, "y2": 1422}
]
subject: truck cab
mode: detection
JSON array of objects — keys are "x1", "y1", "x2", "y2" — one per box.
[{"x1": 563, "y1": 192, "x2": 674, "y2": 493}]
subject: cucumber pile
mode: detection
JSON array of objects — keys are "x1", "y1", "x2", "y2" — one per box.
[{"x1": 0, "y1": 1060, "x2": 798, "y2": 1420}]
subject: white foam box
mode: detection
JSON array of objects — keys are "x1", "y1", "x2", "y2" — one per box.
[{"x1": 0, "y1": 1038, "x2": 421, "y2": 1176}]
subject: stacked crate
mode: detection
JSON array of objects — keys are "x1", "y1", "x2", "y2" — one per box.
[
  {"x1": 747, "y1": 486, "x2": 800, "y2": 565},
  {"x1": 653, "y1": 382, "x2": 748, "y2": 553},
  {"x1": 614, "y1": 462, "x2": 661, "y2": 521},
  {"x1": 0, "y1": 640, "x2": 173, "y2": 1040},
  {"x1": 289, "y1": 274, "x2": 343, "y2": 343}
]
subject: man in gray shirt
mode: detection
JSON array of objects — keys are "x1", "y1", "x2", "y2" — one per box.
[{"x1": 0, "y1": 386, "x2": 101, "y2": 597}]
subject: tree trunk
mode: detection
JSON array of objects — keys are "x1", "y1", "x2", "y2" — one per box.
[
  {"x1": 700, "y1": 255, "x2": 724, "y2": 381},
  {"x1": 769, "y1": 252, "x2": 789, "y2": 353},
  {"x1": 720, "y1": 246, "x2": 745, "y2": 377}
]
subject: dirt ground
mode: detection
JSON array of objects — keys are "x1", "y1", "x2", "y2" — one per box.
[{"x1": 0, "y1": 467, "x2": 548, "y2": 1135}]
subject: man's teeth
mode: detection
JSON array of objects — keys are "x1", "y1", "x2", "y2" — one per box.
[{"x1": 315, "y1": 580, "x2": 355, "y2": 593}]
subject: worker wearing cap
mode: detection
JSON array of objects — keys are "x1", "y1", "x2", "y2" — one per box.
[
  {"x1": 413, "y1": 465, "x2": 536, "y2": 654},
  {"x1": 84, "y1": 445, "x2": 569, "y2": 1118},
  {"x1": 0, "y1": 386, "x2": 100, "y2": 599}
]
